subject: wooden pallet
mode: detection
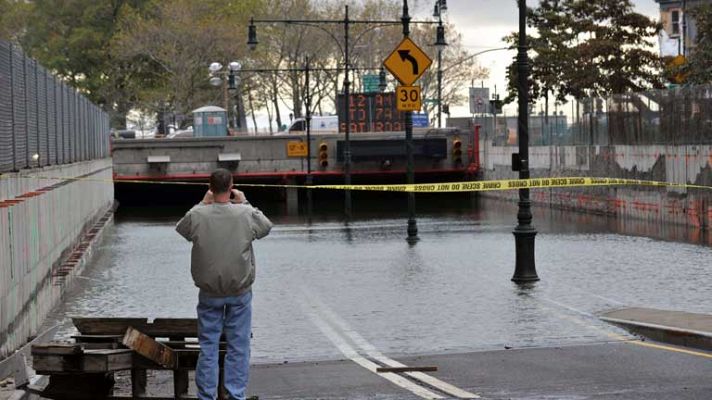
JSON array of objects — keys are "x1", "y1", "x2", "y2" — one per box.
[{"x1": 29, "y1": 317, "x2": 231, "y2": 400}]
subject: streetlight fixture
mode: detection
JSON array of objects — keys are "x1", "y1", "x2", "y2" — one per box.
[
  {"x1": 433, "y1": 1, "x2": 448, "y2": 128},
  {"x1": 247, "y1": 18, "x2": 258, "y2": 51},
  {"x1": 512, "y1": 0, "x2": 539, "y2": 283},
  {"x1": 438, "y1": 0, "x2": 448, "y2": 13},
  {"x1": 208, "y1": 61, "x2": 242, "y2": 127}
]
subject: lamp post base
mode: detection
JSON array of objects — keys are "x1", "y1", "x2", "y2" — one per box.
[
  {"x1": 306, "y1": 174, "x2": 313, "y2": 223},
  {"x1": 512, "y1": 227, "x2": 538, "y2": 283},
  {"x1": 407, "y1": 217, "x2": 419, "y2": 244}
]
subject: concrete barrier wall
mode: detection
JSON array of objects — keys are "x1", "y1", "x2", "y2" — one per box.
[
  {"x1": 111, "y1": 129, "x2": 472, "y2": 180},
  {"x1": 480, "y1": 142, "x2": 712, "y2": 230},
  {"x1": 0, "y1": 158, "x2": 113, "y2": 358}
]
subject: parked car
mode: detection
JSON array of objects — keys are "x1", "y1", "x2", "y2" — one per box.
[{"x1": 286, "y1": 115, "x2": 339, "y2": 134}]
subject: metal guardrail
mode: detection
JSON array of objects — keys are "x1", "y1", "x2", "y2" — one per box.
[{"x1": 0, "y1": 41, "x2": 110, "y2": 173}]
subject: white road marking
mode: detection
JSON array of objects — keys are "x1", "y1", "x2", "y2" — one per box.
[
  {"x1": 300, "y1": 288, "x2": 480, "y2": 399},
  {"x1": 299, "y1": 297, "x2": 445, "y2": 399}
]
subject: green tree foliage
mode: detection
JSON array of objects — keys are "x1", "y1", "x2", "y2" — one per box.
[
  {"x1": 681, "y1": 5, "x2": 712, "y2": 84},
  {"x1": 506, "y1": 0, "x2": 663, "y2": 105},
  {"x1": 18, "y1": 0, "x2": 154, "y2": 127},
  {"x1": 0, "y1": 0, "x2": 29, "y2": 42}
]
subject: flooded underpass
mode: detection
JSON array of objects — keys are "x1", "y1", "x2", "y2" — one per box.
[{"x1": 44, "y1": 191, "x2": 712, "y2": 365}]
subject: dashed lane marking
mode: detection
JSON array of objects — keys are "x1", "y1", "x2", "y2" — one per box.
[
  {"x1": 300, "y1": 288, "x2": 480, "y2": 399},
  {"x1": 298, "y1": 294, "x2": 445, "y2": 399}
]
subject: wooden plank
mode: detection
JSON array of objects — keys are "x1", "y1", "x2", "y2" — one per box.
[
  {"x1": 71, "y1": 335, "x2": 124, "y2": 343},
  {"x1": 32, "y1": 354, "x2": 82, "y2": 374},
  {"x1": 31, "y1": 344, "x2": 82, "y2": 356},
  {"x1": 73, "y1": 318, "x2": 148, "y2": 335},
  {"x1": 376, "y1": 366, "x2": 438, "y2": 373},
  {"x1": 153, "y1": 319, "x2": 198, "y2": 337},
  {"x1": 77, "y1": 342, "x2": 120, "y2": 350},
  {"x1": 122, "y1": 327, "x2": 176, "y2": 369},
  {"x1": 73, "y1": 317, "x2": 199, "y2": 337},
  {"x1": 131, "y1": 368, "x2": 147, "y2": 397},
  {"x1": 33, "y1": 349, "x2": 133, "y2": 374}
]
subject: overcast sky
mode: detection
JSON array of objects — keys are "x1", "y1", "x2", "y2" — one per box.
[{"x1": 411, "y1": 0, "x2": 661, "y2": 117}]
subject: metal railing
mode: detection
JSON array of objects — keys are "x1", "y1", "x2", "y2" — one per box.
[
  {"x1": 0, "y1": 41, "x2": 110, "y2": 173},
  {"x1": 564, "y1": 86, "x2": 712, "y2": 146}
]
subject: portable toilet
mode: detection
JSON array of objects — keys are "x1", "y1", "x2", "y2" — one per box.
[{"x1": 193, "y1": 106, "x2": 228, "y2": 137}]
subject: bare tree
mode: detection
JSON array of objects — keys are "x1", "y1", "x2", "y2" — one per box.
[{"x1": 113, "y1": 0, "x2": 259, "y2": 126}]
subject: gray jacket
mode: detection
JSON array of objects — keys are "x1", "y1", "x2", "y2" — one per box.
[{"x1": 176, "y1": 202, "x2": 272, "y2": 297}]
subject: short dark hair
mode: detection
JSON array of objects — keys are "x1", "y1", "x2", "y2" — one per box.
[{"x1": 209, "y1": 168, "x2": 233, "y2": 194}]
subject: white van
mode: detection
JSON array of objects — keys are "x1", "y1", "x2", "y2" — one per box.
[{"x1": 287, "y1": 115, "x2": 339, "y2": 134}]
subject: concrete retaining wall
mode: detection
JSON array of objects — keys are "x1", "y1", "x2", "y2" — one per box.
[
  {"x1": 111, "y1": 129, "x2": 472, "y2": 180},
  {"x1": 480, "y1": 143, "x2": 712, "y2": 229},
  {"x1": 0, "y1": 159, "x2": 113, "y2": 358}
]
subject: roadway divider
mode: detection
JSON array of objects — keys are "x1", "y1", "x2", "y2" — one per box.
[{"x1": 1, "y1": 174, "x2": 712, "y2": 193}]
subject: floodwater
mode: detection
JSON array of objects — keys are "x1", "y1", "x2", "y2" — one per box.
[{"x1": 46, "y1": 192, "x2": 712, "y2": 364}]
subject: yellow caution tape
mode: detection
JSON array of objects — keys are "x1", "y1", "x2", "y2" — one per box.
[
  {"x1": 1, "y1": 173, "x2": 711, "y2": 193},
  {"x1": 239, "y1": 177, "x2": 712, "y2": 192}
]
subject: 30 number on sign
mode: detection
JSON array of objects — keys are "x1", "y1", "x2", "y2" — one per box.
[{"x1": 396, "y1": 86, "x2": 422, "y2": 112}]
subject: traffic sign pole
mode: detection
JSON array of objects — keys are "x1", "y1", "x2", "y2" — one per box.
[{"x1": 399, "y1": 1, "x2": 421, "y2": 243}]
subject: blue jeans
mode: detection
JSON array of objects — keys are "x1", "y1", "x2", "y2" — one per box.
[{"x1": 196, "y1": 290, "x2": 252, "y2": 400}]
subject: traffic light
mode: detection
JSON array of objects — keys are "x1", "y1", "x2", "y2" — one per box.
[
  {"x1": 443, "y1": 104, "x2": 450, "y2": 115},
  {"x1": 452, "y1": 137, "x2": 462, "y2": 166},
  {"x1": 318, "y1": 142, "x2": 329, "y2": 168},
  {"x1": 489, "y1": 98, "x2": 503, "y2": 114}
]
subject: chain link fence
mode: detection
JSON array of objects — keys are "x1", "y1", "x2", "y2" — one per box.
[
  {"x1": 565, "y1": 86, "x2": 712, "y2": 146},
  {"x1": 0, "y1": 41, "x2": 110, "y2": 173}
]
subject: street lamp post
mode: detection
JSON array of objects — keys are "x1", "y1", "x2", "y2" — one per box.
[
  {"x1": 433, "y1": 1, "x2": 448, "y2": 128},
  {"x1": 512, "y1": 0, "x2": 539, "y2": 283},
  {"x1": 304, "y1": 56, "x2": 313, "y2": 220}
]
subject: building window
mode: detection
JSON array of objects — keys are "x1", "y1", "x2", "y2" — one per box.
[{"x1": 672, "y1": 10, "x2": 681, "y2": 36}]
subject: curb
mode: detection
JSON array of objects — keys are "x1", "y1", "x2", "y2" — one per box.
[{"x1": 600, "y1": 316, "x2": 712, "y2": 352}]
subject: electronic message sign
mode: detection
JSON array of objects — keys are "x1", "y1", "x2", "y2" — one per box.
[{"x1": 337, "y1": 92, "x2": 406, "y2": 133}]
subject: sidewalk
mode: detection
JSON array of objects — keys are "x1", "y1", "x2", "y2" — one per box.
[{"x1": 600, "y1": 307, "x2": 712, "y2": 351}]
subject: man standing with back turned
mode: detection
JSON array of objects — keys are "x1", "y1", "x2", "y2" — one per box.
[{"x1": 176, "y1": 168, "x2": 272, "y2": 400}]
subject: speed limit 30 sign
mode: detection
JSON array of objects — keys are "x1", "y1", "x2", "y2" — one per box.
[{"x1": 396, "y1": 85, "x2": 422, "y2": 112}]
